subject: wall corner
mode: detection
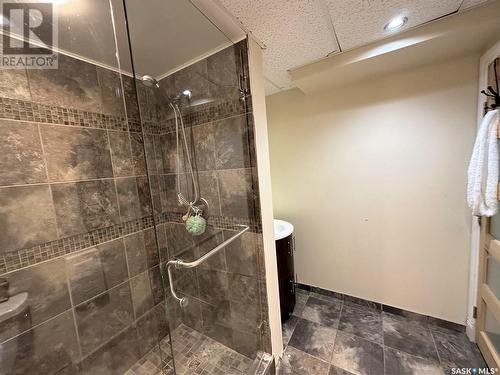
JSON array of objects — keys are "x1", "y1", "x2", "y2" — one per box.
[{"x1": 246, "y1": 35, "x2": 284, "y2": 359}]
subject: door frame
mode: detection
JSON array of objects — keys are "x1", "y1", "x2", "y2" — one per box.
[
  {"x1": 477, "y1": 219, "x2": 500, "y2": 368},
  {"x1": 468, "y1": 39, "x2": 500, "y2": 368},
  {"x1": 467, "y1": 40, "x2": 500, "y2": 341}
]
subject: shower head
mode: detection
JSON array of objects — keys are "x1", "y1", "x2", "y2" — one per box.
[
  {"x1": 141, "y1": 75, "x2": 159, "y2": 88},
  {"x1": 168, "y1": 89, "x2": 193, "y2": 106}
]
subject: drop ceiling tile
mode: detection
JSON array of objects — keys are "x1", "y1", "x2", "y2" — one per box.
[
  {"x1": 264, "y1": 78, "x2": 282, "y2": 96},
  {"x1": 219, "y1": 0, "x2": 339, "y2": 92},
  {"x1": 263, "y1": 49, "x2": 299, "y2": 90},
  {"x1": 325, "y1": 0, "x2": 462, "y2": 51},
  {"x1": 460, "y1": 0, "x2": 493, "y2": 10}
]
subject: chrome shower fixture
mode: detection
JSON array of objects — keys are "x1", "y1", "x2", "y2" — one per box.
[
  {"x1": 171, "y1": 89, "x2": 193, "y2": 104},
  {"x1": 141, "y1": 75, "x2": 159, "y2": 88},
  {"x1": 140, "y1": 74, "x2": 193, "y2": 103}
]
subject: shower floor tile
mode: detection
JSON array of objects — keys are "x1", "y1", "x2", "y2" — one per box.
[
  {"x1": 125, "y1": 324, "x2": 255, "y2": 375},
  {"x1": 125, "y1": 346, "x2": 169, "y2": 375},
  {"x1": 279, "y1": 287, "x2": 488, "y2": 375},
  {"x1": 170, "y1": 324, "x2": 254, "y2": 375}
]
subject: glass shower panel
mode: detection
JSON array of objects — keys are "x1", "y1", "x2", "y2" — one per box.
[
  {"x1": 0, "y1": 1, "x2": 167, "y2": 374},
  {"x1": 122, "y1": 0, "x2": 272, "y2": 373}
]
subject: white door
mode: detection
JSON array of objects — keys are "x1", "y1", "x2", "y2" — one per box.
[{"x1": 476, "y1": 41, "x2": 500, "y2": 369}]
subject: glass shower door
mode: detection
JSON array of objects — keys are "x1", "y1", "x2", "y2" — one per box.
[
  {"x1": 0, "y1": 0, "x2": 170, "y2": 374},
  {"x1": 120, "y1": 0, "x2": 273, "y2": 374}
]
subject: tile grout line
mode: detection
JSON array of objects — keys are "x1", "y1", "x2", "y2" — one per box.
[
  {"x1": 293, "y1": 295, "x2": 447, "y2": 374},
  {"x1": 0, "y1": 173, "x2": 149, "y2": 189},
  {"x1": 122, "y1": 233, "x2": 137, "y2": 322},
  {"x1": 36, "y1": 122, "x2": 61, "y2": 240},
  {"x1": 383, "y1": 339, "x2": 444, "y2": 365},
  {"x1": 0, "y1": 307, "x2": 73, "y2": 346},
  {"x1": 428, "y1": 325, "x2": 445, "y2": 370},
  {"x1": 330, "y1": 298, "x2": 345, "y2": 367},
  {"x1": 63, "y1": 258, "x2": 84, "y2": 363},
  {"x1": 106, "y1": 125, "x2": 126, "y2": 230},
  {"x1": 382, "y1": 311, "x2": 387, "y2": 375},
  {"x1": 287, "y1": 292, "x2": 336, "y2": 367},
  {"x1": 211, "y1": 121, "x2": 224, "y2": 217},
  {"x1": 286, "y1": 344, "x2": 331, "y2": 369},
  {"x1": 302, "y1": 284, "x2": 467, "y2": 334},
  {"x1": 295, "y1": 291, "x2": 404, "y2": 375}
]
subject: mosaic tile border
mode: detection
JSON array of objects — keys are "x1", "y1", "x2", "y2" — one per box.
[
  {"x1": 161, "y1": 211, "x2": 262, "y2": 233},
  {"x1": 0, "y1": 96, "x2": 135, "y2": 131},
  {"x1": 0, "y1": 216, "x2": 155, "y2": 274},
  {"x1": 156, "y1": 96, "x2": 253, "y2": 134},
  {"x1": 1, "y1": 213, "x2": 261, "y2": 275},
  {"x1": 0, "y1": 87, "x2": 252, "y2": 139},
  {"x1": 0, "y1": 95, "x2": 253, "y2": 137}
]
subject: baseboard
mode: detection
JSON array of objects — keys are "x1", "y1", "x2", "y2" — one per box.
[
  {"x1": 466, "y1": 315, "x2": 477, "y2": 341},
  {"x1": 296, "y1": 282, "x2": 466, "y2": 333}
]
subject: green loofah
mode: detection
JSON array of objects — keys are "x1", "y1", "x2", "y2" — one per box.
[{"x1": 186, "y1": 215, "x2": 206, "y2": 236}]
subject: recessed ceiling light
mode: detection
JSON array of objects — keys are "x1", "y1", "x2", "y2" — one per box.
[{"x1": 384, "y1": 16, "x2": 408, "y2": 31}]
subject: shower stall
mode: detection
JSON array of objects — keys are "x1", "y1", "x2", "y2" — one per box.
[{"x1": 0, "y1": 0, "x2": 273, "y2": 374}]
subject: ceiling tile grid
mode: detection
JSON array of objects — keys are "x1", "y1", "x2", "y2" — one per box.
[
  {"x1": 325, "y1": 0, "x2": 463, "y2": 51},
  {"x1": 218, "y1": 0, "x2": 496, "y2": 94},
  {"x1": 218, "y1": 0, "x2": 339, "y2": 90},
  {"x1": 459, "y1": 0, "x2": 494, "y2": 10}
]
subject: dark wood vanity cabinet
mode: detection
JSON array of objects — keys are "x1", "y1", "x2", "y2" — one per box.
[{"x1": 276, "y1": 233, "x2": 295, "y2": 322}]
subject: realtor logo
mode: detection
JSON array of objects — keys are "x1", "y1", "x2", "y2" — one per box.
[{"x1": 0, "y1": 1, "x2": 58, "y2": 68}]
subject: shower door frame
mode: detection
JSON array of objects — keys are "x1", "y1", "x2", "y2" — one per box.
[
  {"x1": 118, "y1": 1, "x2": 284, "y2": 369},
  {"x1": 475, "y1": 40, "x2": 500, "y2": 370},
  {"x1": 118, "y1": 2, "x2": 179, "y2": 373}
]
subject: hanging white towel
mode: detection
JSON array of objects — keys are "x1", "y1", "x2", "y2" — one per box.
[{"x1": 467, "y1": 109, "x2": 499, "y2": 217}]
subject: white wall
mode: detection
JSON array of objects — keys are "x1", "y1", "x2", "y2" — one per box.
[{"x1": 266, "y1": 55, "x2": 479, "y2": 324}]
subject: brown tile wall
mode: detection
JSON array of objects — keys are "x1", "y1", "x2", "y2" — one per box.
[
  {"x1": 139, "y1": 40, "x2": 271, "y2": 359},
  {"x1": 0, "y1": 45, "x2": 169, "y2": 374},
  {"x1": 0, "y1": 37, "x2": 271, "y2": 375}
]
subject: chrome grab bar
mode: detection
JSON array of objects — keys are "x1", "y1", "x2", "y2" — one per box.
[{"x1": 167, "y1": 225, "x2": 250, "y2": 307}]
